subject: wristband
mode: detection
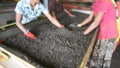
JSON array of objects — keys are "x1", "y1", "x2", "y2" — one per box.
[{"x1": 24, "y1": 30, "x2": 29, "y2": 34}]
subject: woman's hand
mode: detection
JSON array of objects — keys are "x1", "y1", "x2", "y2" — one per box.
[
  {"x1": 24, "y1": 30, "x2": 37, "y2": 40},
  {"x1": 58, "y1": 24, "x2": 64, "y2": 28}
]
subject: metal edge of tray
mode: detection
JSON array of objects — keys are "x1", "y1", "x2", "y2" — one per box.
[
  {"x1": 72, "y1": 9, "x2": 91, "y2": 14},
  {"x1": 79, "y1": 28, "x2": 98, "y2": 68}
]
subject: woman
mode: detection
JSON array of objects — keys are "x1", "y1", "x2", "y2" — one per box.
[
  {"x1": 15, "y1": 0, "x2": 64, "y2": 39},
  {"x1": 48, "y1": 0, "x2": 75, "y2": 19},
  {"x1": 77, "y1": 0, "x2": 118, "y2": 67}
]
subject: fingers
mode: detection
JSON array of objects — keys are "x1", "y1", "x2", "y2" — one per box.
[
  {"x1": 59, "y1": 25, "x2": 64, "y2": 28},
  {"x1": 70, "y1": 15, "x2": 76, "y2": 17}
]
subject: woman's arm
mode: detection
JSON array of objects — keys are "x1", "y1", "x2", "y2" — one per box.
[
  {"x1": 84, "y1": 12, "x2": 104, "y2": 35},
  {"x1": 64, "y1": 9, "x2": 75, "y2": 17},
  {"x1": 77, "y1": 11, "x2": 94, "y2": 27},
  {"x1": 45, "y1": 12, "x2": 64, "y2": 28},
  {"x1": 16, "y1": 13, "x2": 27, "y2": 33},
  {"x1": 16, "y1": 13, "x2": 37, "y2": 39}
]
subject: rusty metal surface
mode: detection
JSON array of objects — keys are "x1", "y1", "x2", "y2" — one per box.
[
  {"x1": 62, "y1": 0, "x2": 92, "y2": 10},
  {"x1": 62, "y1": 0, "x2": 93, "y2": 2}
]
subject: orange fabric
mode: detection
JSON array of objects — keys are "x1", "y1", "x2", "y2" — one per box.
[{"x1": 24, "y1": 31, "x2": 37, "y2": 40}]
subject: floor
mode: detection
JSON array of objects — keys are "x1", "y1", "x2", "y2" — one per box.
[{"x1": 111, "y1": 43, "x2": 120, "y2": 68}]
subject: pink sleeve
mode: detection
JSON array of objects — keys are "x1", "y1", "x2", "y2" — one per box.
[{"x1": 97, "y1": 2, "x2": 110, "y2": 13}]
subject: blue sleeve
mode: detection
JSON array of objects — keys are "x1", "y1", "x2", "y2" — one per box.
[
  {"x1": 15, "y1": 1, "x2": 24, "y2": 14},
  {"x1": 39, "y1": 3, "x2": 49, "y2": 14}
]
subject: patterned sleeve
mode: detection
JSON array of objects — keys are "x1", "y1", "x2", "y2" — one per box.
[
  {"x1": 40, "y1": 3, "x2": 49, "y2": 14},
  {"x1": 15, "y1": 1, "x2": 24, "y2": 14}
]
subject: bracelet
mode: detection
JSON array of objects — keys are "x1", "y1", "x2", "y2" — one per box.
[{"x1": 24, "y1": 30, "x2": 29, "y2": 34}]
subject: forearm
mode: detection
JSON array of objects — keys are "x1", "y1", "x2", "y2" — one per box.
[
  {"x1": 64, "y1": 9, "x2": 73, "y2": 16},
  {"x1": 16, "y1": 22, "x2": 27, "y2": 33},
  {"x1": 77, "y1": 17, "x2": 92, "y2": 27},
  {"x1": 84, "y1": 12, "x2": 104, "y2": 35},
  {"x1": 45, "y1": 13, "x2": 62, "y2": 27},
  {"x1": 81, "y1": 18, "x2": 92, "y2": 26},
  {"x1": 50, "y1": 17, "x2": 62, "y2": 27},
  {"x1": 16, "y1": 22, "x2": 37, "y2": 39},
  {"x1": 16, "y1": 13, "x2": 27, "y2": 33},
  {"x1": 77, "y1": 12, "x2": 94, "y2": 27},
  {"x1": 83, "y1": 22, "x2": 99, "y2": 35}
]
